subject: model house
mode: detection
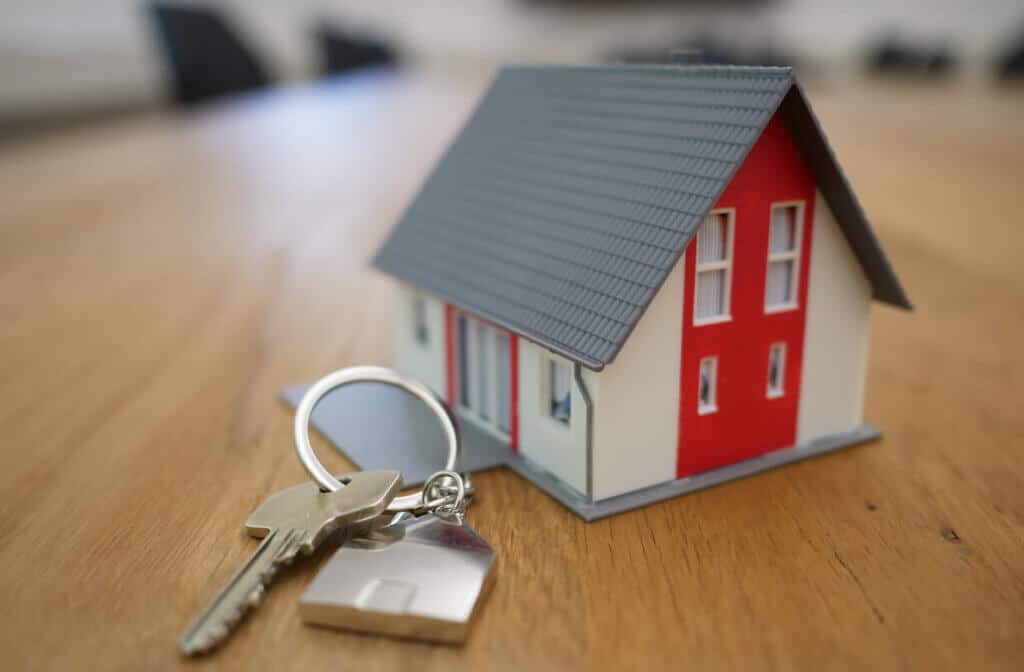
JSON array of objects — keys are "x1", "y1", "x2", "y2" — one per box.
[{"x1": 372, "y1": 64, "x2": 911, "y2": 519}]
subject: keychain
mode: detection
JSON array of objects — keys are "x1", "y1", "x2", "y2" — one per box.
[
  {"x1": 179, "y1": 366, "x2": 494, "y2": 655},
  {"x1": 293, "y1": 367, "x2": 496, "y2": 643}
]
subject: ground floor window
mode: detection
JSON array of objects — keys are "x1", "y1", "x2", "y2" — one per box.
[
  {"x1": 454, "y1": 312, "x2": 512, "y2": 436},
  {"x1": 412, "y1": 295, "x2": 429, "y2": 346},
  {"x1": 495, "y1": 333, "x2": 511, "y2": 432},
  {"x1": 767, "y1": 342, "x2": 786, "y2": 398},
  {"x1": 698, "y1": 356, "x2": 718, "y2": 414},
  {"x1": 547, "y1": 358, "x2": 572, "y2": 425}
]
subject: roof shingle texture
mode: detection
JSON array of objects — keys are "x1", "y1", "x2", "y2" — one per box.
[{"x1": 373, "y1": 65, "x2": 907, "y2": 369}]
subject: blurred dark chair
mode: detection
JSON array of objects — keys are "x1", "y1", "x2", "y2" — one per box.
[
  {"x1": 149, "y1": 3, "x2": 272, "y2": 106},
  {"x1": 994, "y1": 28, "x2": 1024, "y2": 80},
  {"x1": 865, "y1": 34, "x2": 957, "y2": 78},
  {"x1": 315, "y1": 23, "x2": 398, "y2": 77}
]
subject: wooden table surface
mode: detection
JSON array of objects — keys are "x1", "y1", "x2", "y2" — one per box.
[{"x1": 1, "y1": 69, "x2": 1022, "y2": 671}]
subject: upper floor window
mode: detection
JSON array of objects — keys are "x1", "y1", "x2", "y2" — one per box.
[
  {"x1": 765, "y1": 203, "x2": 803, "y2": 311},
  {"x1": 767, "y1": 342, "x2": 786, "y2": 398},
  {"x1": 548, "y1": 358, "x2": 572, "y2": 425},
  {"x1": 412, "y1": 295, "x2": 429, "y2": 346},
  {"x1": 694, "y1": 211, "x2": 734, "y2": 324}
]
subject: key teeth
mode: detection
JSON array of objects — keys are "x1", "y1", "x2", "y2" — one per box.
[
  {"x1": 189, "y1": 588, "x2": 262, "y2": 653},
  {"x1": 183, "y1": 624, "x2": 227, "y2": 655},
  {"x1": 179, "y1": 528, "x2": 322, "y2": 655},
  {"x1": 181, "y1": 563, "x2": 280, "y2": 655},
  {"x1": 247, "y1": 584, "x2": 265, "y2": 606}
]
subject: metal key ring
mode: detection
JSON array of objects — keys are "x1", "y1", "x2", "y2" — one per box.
[
  {"x1": 293, "y1": 365, "x2": 463, "y2": 512},
  {"x1": 423, "y1": 469, "x2": 466, "y2": 517}
]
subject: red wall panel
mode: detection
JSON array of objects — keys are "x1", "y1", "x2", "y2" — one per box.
[{"x1": 677, "y1": 114, "x2": 817, "y2": 478}]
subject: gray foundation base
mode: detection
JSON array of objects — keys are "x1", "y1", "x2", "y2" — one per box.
[
  {"x1": 518, "y1": 425, "x2": 880, "y2": 521},
  {"x1": 282, "y1": 384, "x2": 880, "y2": 520}
]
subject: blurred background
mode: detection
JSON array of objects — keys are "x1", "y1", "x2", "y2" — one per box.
[{"x1": 2, "y1": 0, "x2": 1024, "y2": 141}]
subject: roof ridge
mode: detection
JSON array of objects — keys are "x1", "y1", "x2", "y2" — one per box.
[{"x1": 500, "y1": 63, "x2": 794, "y2": 77}]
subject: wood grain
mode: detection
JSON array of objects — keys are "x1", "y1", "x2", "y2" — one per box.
[{"x1": 0, "y1": 69, "x2": 1022, "y2": 671}]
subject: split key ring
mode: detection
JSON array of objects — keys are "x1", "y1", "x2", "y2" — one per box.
[{"x1": 293, "y1": 365, "x2": 471, "y2": 513}]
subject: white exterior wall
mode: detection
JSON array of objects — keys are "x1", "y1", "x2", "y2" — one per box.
[
  {"x1": 797, "y1": 190, "x2": 872, "y2": 443},
  {"x1": 395, "y1": 284, "x2": 446, "y2": 397},
  {"x1": 517, "y1": 341, "x2": 592, "y2": 495},
  {"x1": 590, "y1": 259, "x2": 685, "y2": 501}
]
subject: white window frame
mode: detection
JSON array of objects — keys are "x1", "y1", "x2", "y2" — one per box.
[
  {"x1": 694, "y1": 209, "x2": 735, "y2": 326},
  {"x1": 767, "y1": 342, "x2": 787, "y2": 398},
  {"x1": 697, "y1": 356, "x2": 719, "y2": 415},
  {"x1": 764, "y1": 201, "x2": 805, "y2": 313},
  {"x1": 495, "y1": 332, "x2": 511, "y2": 433},
  {"x1": 453, "y1": 311, "x2": 511, "y2": 440},
  {"x1": 456, "y1": 313, "x2": 470, "y2": 409},
  {"x1": 543, "y1": 355, "x2": 572, "y2": 429},
  {"x1": 474, "y1": 320, "x2": 492, "y2": 421},
  {"x1": 412, "y1": 294, "x2": 429, "y2": 347}
]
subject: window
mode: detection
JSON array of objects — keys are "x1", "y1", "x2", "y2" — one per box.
[
  {"x1": 548, "y1": 358, "x2": 572, "y2": 425},
  {"x1": 695, "y1": 211, "x2": 733, "y2": 323},
  {"x1": 476, "y1": 321, "x2": 490, "y2": 420},
  {"x1": 453, "y1": 311, "x2": 512, "y2": 437},
  {"x1": 698, "y1": 356, "x2": 718, "y2": 414},
  {"x1": 456, "y1": 315, "x2": 469, "y2": 408},
  {"x1": 495, "y1": 333, "x2": 510, "y2": 432},
  {"x1": 765, "y1": 204, "x2": 803, "y2": 311},
  {"x1": 767, "y1": 343, "x2": 786, "y2": 398},
  {"x1": 412, "y1": 295, "x2": 429, "y2": 346}
]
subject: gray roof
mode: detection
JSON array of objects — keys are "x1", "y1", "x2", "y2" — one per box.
[{"x1": 373, "y1": 64, "x2": 911, "y2": 370}]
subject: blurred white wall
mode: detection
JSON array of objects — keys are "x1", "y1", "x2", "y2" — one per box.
[
  {"x1": 0, "y1": 0, "x2": 162, "y2": 119},
  {"x1": 0, "y1": 0, "x2": 1021, "y2": 124}
]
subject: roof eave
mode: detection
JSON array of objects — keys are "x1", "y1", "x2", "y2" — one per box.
[
  {"x1": 780, "y1": 82, "x2": 913, "y2": 311},
  {"x1": 372, "y1": 66, "x2": 911, "y2": 374}
]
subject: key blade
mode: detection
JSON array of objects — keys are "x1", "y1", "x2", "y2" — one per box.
[
  {"x1": 180, "y1": 471, "x2": 403, "y2": 656},
  {"x1": 245, "y1": 470, "x2": 403, "y2": 547},
  {"x1": 179, "y1": 528, "x2": 299, "y2": 655}
]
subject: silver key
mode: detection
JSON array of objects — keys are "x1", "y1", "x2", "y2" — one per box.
[{"x1": 179, "y1": 470, "x2": 402, "y2": 655}]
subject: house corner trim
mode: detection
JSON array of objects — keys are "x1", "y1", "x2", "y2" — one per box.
[{"x1": 573, "y1": 363, "x2": 594, "y2": 503}]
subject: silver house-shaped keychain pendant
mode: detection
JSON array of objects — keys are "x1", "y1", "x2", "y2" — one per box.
[
  {"x1": 300, "y1": 510, "x2": 496, "y2": 643},
  {"x1": 292, "y1": 371, "x2": 495, "y2": 643}
]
